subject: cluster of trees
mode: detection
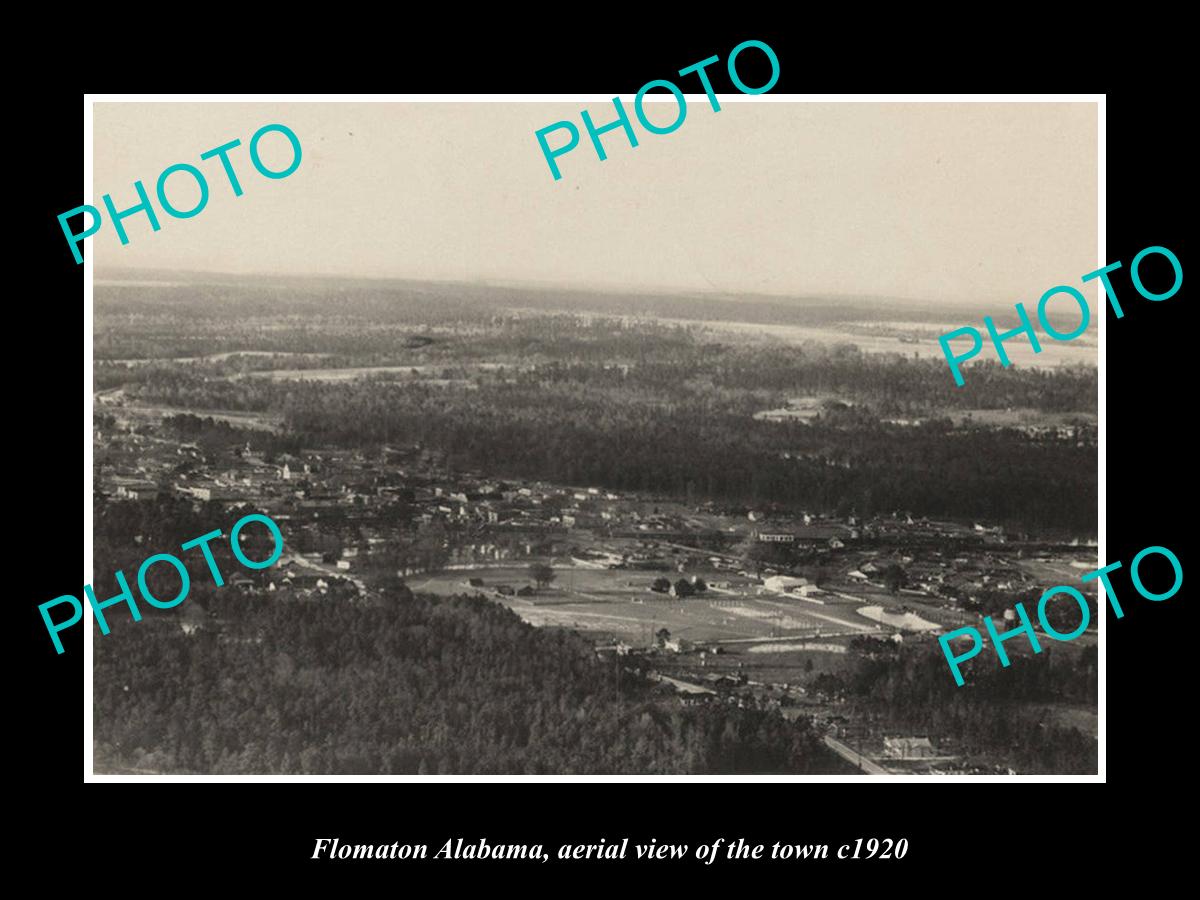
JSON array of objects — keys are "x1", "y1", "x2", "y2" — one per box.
[
  {"x1": 93, "y1": 591, "x2": 841, "y2": 775},
  {"x1": 92, "y1": 495, "x2": 280, "y2": 604},
  {"x1": 880, "y1": 564, "x2": 908, "y2": 594},
  {"x1": 159, "y1": 414, "x2": 303, "y2": 460},
  {"x1": 528, "y1": 563, "x2": 556, "y2": 589},
  {"x1": 650, "y1": 577, "x2": 707, "y2": 596},
  {"x1": 119, "y1": 370, "x2": 276, "y2": 411},
  {"x1": 831, "y1": 641, "x2": 1097, "y2": 773},
  {"x1": 964, "y1": 585, "x2": 1096, "y2": 635},
  {"x1": 708, "y1": 346, "x2": 1096, "y2": 413},
  {"x1": 94, "y1": 495, "x2": 230, "y2": 565}
]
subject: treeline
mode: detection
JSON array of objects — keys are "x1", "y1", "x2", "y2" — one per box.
[
  {"x1": 102, "y1": 317, "x2": 1096, "y2": 533},
  {"x1": 104, "y1": 319, "x2": 1096, "y2": 415},
  {"x1": 94, "y1": 322, "x2": 441, "y2": 364},
  {"x1": 93, "y1": 591, "x2": 843, "y2": 775},
  {"x1": 113, "y1": 370, "x2": 1095, "y2": 533},
  {"x1": 91, "y1": 495, "x2": 279, "y2": 605},
  {"x1": 158, "y1": 414, "x2": 304, "y2": 460},
  {"x1": 96, "y1": 295, "x2": 1096, "y2": 413},
  {"x1": 94, "y1": 313, "x2": 701, "y2": 369},
  {"x1": 95, "y1": 277, "x2": 965, "y2": 334},
  {"x1": 708, "y1": 346, "x2": 1096, "y2": 413},
  {"x1": 92, "y1": 498, "x2": 842, "y2": 775},
  {"x1": 277, "y1": 379, "x2": 1093, "y2": 533}
]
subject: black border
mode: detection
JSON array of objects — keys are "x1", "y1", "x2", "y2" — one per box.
[{"x1": 21, "y1": 26, "x2": 1191, "y2": 886}]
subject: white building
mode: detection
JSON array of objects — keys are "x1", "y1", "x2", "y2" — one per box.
[{"x1": 762, "y1": 575, "x2": 810, "y2": 594}]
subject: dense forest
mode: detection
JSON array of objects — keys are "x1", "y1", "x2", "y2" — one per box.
[
  {"x1": 277, "y1": 375, "x2": 1093, "y2": 533},
  {"x1": 97, "y1": 308, "x2": 1094, "y2": 414},
  {"x1": 93, "y1": 591, "x2": 844, "y2": 775},
  {"x1": 91, "y1": 497, "x2": 843, "y2": 775},
  {"x1": 99, "y1": 314, "x2": 1097, "y2": 535}
]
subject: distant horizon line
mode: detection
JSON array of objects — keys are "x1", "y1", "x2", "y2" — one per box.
[{"x1": 92, "y1": 266, "x2": 989, "y2": 314}]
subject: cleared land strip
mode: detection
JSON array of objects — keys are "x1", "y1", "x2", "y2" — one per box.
[
  {"x1": 648, "y1": 673, "x2": 716, "y2": 695},
  {"x1": 715, "y1": 630, "x2": 870, "y2": 645}
]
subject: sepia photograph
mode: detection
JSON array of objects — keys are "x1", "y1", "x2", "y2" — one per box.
[{"x1": 87, "y1": 99, "x2": 1099, "y2": 776}]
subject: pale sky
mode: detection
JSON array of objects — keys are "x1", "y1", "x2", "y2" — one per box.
[{"x1": 92, "y1": 101, "x2": 1097, "y2": 306}]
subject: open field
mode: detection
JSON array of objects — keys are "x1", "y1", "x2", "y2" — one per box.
[
  {"x1": 104, "y1": 351, "x2": 333, "y2": 365},
  {"x1": 101, "y1": 399, "x2": 284, "y2": 432},
  {"x1": 857, "y1": 605, "x2": 940, "y2": 632},
  {"x1": 753, "y1": 395, "x2": 833, "y2": 423},
  {"x1": 745, "y1": 641, "x2": 846, "y2": 654},
  {"x1": 1016, "y1": 556, "x2": 1101, "y2": 588},
  {"x1": 823, "y1": 581, "x2": 976, "y2": 630},
  {"x1": 951, "y1": 407, "x2": 1098, "y2": 428},
  {"x1": 245, "y1": 362, "x2": 526, "y2": 382},
  {"x1": 664, "y1": 318, "x2": 1098, "y2": 369},
  {"x1": 407, "y1": 564, "x2": 885, "y2": 646}
]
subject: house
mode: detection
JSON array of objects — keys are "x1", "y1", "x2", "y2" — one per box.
[
  {"x1": 517, "y1": 585, "x2": 535, "y2": 597},
  {"x1": 883, "y1": 737, "x2": 938, "y2": 760}
]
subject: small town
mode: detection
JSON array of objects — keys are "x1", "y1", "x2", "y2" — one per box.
[{"x1": 94, "y1": 398, "x2": 1098, "y2": 775}]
